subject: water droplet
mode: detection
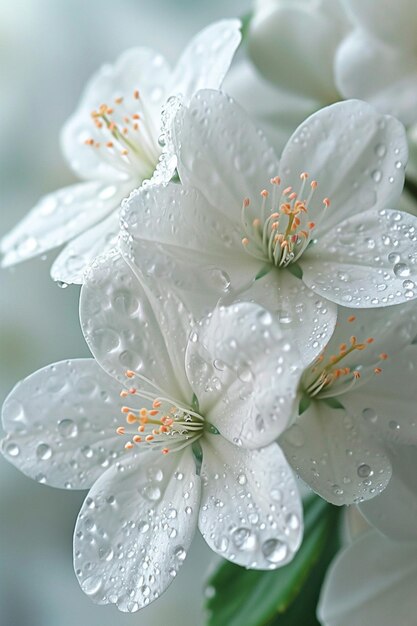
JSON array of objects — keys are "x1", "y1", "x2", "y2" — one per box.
[
  {"x1": 372, "y1": 170, "x2": 382, "y2": 183},
  {"x1": 389, "y1": 420, "x2": 400, "y2": 431},
  {"x1": 82, "y1": 575, "x2": 102, "y2": 596},
  {"x1": 58, "y1": 419, "x2": 78, "y2": 438},
  {"x1": 6, "y1": 442, "x2": 20, "y2": 457},
  {"x1": 143, "y1": 484, "x2": 161, "y2": 501},
  {"x1": 257, "y1": 310, "x2": 272, "y2": 326},
  {"x1": 286, "y1": 513, "x2": 300, "y2": 530},
  {"x1": 388, "y1": 252, "x2": 400, "y2": 264},
  {"x1": 270, "y1": 488, "x2": 282, "y2": 502},
  {"x1": 138, "y1": 521, "x2": 150, "y2": 534},
  {"x1": 36, "y1": 443, "x2": 52, "y2": 460},
  {"x1": 362, "y1": 407, "x2": 377, "y2": 423},
  {"x1": 375, "y1": 143, "x2": 386, "y2": 157},
  {"x1": 357, "y1": 464, "x2": 373, "y2": 478},
  {"x1": 232, "y1": 527, "x2": 256, "y2": 551},
  {"x1": 208, "y1": 268, "x2": 231, "y2": 292},
  {"x1": 81, "y1": 445, "x2": 94, "y2": 459},
  {"x1": 262, "y1": 539, "x2": 288, "y2": 563},
  {"x1": 56, "y1": 281, "x2": 68, "y2": 289},
  {"x1": 237, "y1": 473, "x2": 247, "y2": 485},
  {"x1": 174, "y1": 546, "x2": 187, "y2": 561},
  {"x1": 394, "y1": 263, "x2": 410, "y2": 277}
]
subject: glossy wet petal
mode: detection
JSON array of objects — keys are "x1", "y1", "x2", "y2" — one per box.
[
  {"x1": 74, "y1": 446, "x2": 200, "y2": 612},
  {"x1": 301, "y1": 208, "x2": 417, "y2": 307},
  {"x1": 185, "y1": 302, "x2": 301, "y2": 448},
  {"x1": 198, "y1": 436, "x2": 302, "y2": 568},
  {"x1": 1, "y1": 359, "x2": 126, "y2": 489}
]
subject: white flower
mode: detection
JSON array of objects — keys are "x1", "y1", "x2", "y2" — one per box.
[
  {"x1": 318, "y1": 528, "x2": 417, "y2": 626},
  {"x1": 0, "y1": 20, "x2": 241, "y2": 284},
  {"x1": 120, "y1": 89, "x2": 417, "y2": 315},
  {"x1": 280, "y1": 303, "x2": 417, "y2": 506},
  {"x1": 225, "y1": 0, "x2": 350, "y2": 154},
  {"x1": 336, "y1": 0, "x2": 417, "y2": 126},
  {"x1": 1, "y1": 251, "x2": 303, "y2": 612}
]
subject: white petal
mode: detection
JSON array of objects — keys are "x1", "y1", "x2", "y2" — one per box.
[
  {"x1": 74, "y1": 446, "x2": 200, "y2": 611},
  {"x1": 172, "y1": 89, "x2": 280, "y2": 217},
  {"x1": 318, "y1": 530, "x2": 417, "y2": 626},
  {"x1": 80, "y1": 250, "x2": 193, "y2": 402},
  {"x1": 199, "y1": 436, "x2": 302, "y2": 568},
  {"x1": 225, "y1": 60, "x2": 319, "y2": 156},
  {"x1": 50, "y1": 210, "x2": 120, "y2": 285},
  {"x1": 341, "y1": 346, "x2": 417, "y2": 446},
  {"x1": 278, "y1": 100, "x2": 407, "y2": 236},
  {"x1": 61, "y1": 48, "x2": 170, "y2": 181},
  {"x1": 335, "y1": 31, "x2": 417, "y2": 125},
  {"x1": 1, "y1": 181, "x2": 127, "y2": 268},
  {"x1": 301, "y1": 208, "x2": 417, "y2": 307},
  {"x1": 1, "y1": 359, "x2": 126, "y2": 489},
  {"x1": 237, "y1": 270, "x2": 337, "y2": 368},
  {"x1": 324, "y1": 304, "x2": 417, "y2": 373},
  {"x1": 280, "y1": 401, "x2": 392, "y2": 505},
  {"x1": 120, "y1": 182, "x2": 261, "y2": 318},
  {"x1": 169, "y1": 19, "x2": 241, "y2": 101},
  {"x1": 185, "y1": 303, "x2": 301, "y2": 448},
  {"x1": 248, "y1": 0, "x2": 346, "y2": 102},
  {"x1": 360, "y1": 445, "x2": 417, "y2": 541},
  {"x1": 342, "y1": 0, "x2": 417, "y2": 52}
]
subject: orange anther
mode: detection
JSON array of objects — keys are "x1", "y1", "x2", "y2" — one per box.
[
  {"x1": 162, "y1": 448, "x2": 169, "y2": 455},
  {"x1": 115, "y1": 97, "x2": 124, "y2": 104},
  {"x1": 242, "y1": 237, "x2": 249, "y2": 246},
  {"x1": 260, "y1": 189, "x2": 269, "y2": 198},
  {"x1": 139, "y1": 408, "x2": 148, "y2": 418},
  {"x1": 120, "y1": 390, "x2": 128, "y2": 398},
  {"x1": 126, "y1": 413, "x2": 137, "y2": 424},
  {"x1": 133, "y1": 89, "x2": 140, "y2": 99},
  {"x1": 323, "y1": 197, "x2": 330, "y2": 207},
  {"x1": 133, "y1": 435, "x2": 142, "y2": 443},
  {"x1": 283, "y1": 186, "x2": 292, "y2": 195},
  {"x1": 149, "y1": 409, "x2": 159, "y2": 416},
  {"x1": 380, "y1": 353, "x2": 388, "y2": 360},
  {"x1": 116, "y1": 427, "x2": 126, "y2": 435},
  {"x1": 353, "y1": 371, "x2": 361, "y2": 379},
  {"x1": 125, "y1": 370, "x2": 135, "y2": 378},
  {"x1": 270, "y1": 176, "x2": 281, "y2": 185},
  {"x1": 308, "y1": 222, "x2": 315, "y2": 229},
  {"x1": 347, "y1": 315, "x2": 356, "y2": 323},
  {"x1": 300, "y1": 172, "x2": 309, "y2": 180},
  {"x1": 366, "y1": 338, "x2": 374, "y2": 344},
  {"x1": 125, "y1": 442, "x2": 134, "y2": 450},
  {"x1": 310, "y1": 180, "x2": 318, "y2": 189},
  {"x1": 121, "y1": 406, "x2": 130, "y2": 413},
  {"x1": 145, "y1": 435, "x2": 154, "y2": 442},
  {"x1": 374, "y1": 367, "x2": 382, "y2": 374},
  {"x1": 138, "y1": 425, "x2": 145, "y2": 433}
]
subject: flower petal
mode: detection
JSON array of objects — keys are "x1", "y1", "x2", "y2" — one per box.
[
  {"x1": 61, "y1": 48, "x2": 170, "y2": 181},
  {"x1": 248, "y1": 0, "x2": 346, "y2": 102},
  {"x1": 1, "y1": 181, "x2": 127, "y2": 268},
  {"x1": 280, "y1": 401, "x2": 392, "y2": 505},
  {"x1": 199, "y1": 436, "x2": 302, "y2": 568},
  {"x1": 50, "y1": 210, "x2": 120, "y2": 285},
  {"x1": 1, "y1": 359, "x2": 126, "y2": 489},
  {"x1": 335, "y1": 31, "x2": 417, "y2": 126},
  {"x1": 278, "y1": 100, "x2": 407, "y2": 237},
  {"x1": 342, "y1": 0, "x2": 417, "y2": 52},
  {"x1": 237, "y1": 270, "x2": 337, "y2": 368},
  {"x1": 120, "y1": 182, "x2": 261, "y2": 317},
  {"x1": 341, "y1": 346, "x2": 417, "y2": 446},
  {"x1": 169, "y1": 19, "x2": 242, "y2": 101},
  {"x1": 185, "y1": 303, "x2": 302, "y2": 448},
  {"x1": 80, "y1": 250, "x2": 193, "y2": 402},
  {"x1": 225, "y1": 60, "x2": 319, "y2": 155},
  {"x1": 360, "y1": 445, "x2": 417, "y2": 542},
  {"x1": 172, "y1": 89, "x2": 280, "y2": 218},
  {"x1": 322, "y1": 304, "x2": 417, "y2": 374},
  {"x1": 318, "y1": 530, "x2": 417, "y2": 626},
  {"x1": 301, "y1": 208, "x2": 417, "y2": 307},
  {"x1": 74, "y1": 446, "x2": 200, "y2": 611}
]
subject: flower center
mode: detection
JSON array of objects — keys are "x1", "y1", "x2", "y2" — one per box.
[
  {"x1": 301, "y1": 315, "x2": 388, "y2": 400},
  {"x1": 116, "y1": 370, "x2": 204, "y2": 455},
  {"x1": 241, "y1": 172, "x2": 330, "y2": 268},
  {"x1": 84, "y1": 90, "x2": 160, "y2": 180}
]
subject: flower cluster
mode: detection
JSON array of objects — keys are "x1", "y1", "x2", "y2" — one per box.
[{"x1": 2, "y1": 4, "x2": 417, "y2": 623}]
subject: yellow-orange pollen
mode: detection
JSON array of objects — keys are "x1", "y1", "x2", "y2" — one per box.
[
  {"x1": 241, "y1": 172, "x2": 330, "y2": 268},
  {"x1": 83, "y1": 90, "x2": 159, "y2": 178},
  {"x1": 302, "y1": 315, "x2": 388, "y2": 399},
  {"x1": 117, "y1": 370, "x2": 204, "y2": 454}
]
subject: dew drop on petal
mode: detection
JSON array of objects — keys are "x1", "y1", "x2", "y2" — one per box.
[
  {"x1": 58, "y1": 419, "x2": 78, "y2": 438},
  {"x1": 232, "y1": 528, "x2": 256, "y2": 551},
  {"x1": 357, "y1": 464, "x2": 373, "y2": 478},
  {"x1": 36, "y1": 443, "x2": 52, "y2": 460},
  {"x1": 394, "y1": 263, "x2": 410, "y2": 278},
  {"x1": 261, "y1": 539, "x2": 288, "y2": 564},
  {"x1": 6, "y1": 442, "x2": 20, "y2": 457}
]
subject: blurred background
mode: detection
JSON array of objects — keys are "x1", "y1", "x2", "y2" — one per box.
[{"x1": 0, "y1": 1, "x2": 249, "y2": 624}]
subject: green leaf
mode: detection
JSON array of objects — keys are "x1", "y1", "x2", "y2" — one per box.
[
  {"x1": 255, "y1": 265, "x2": 271, "y2": 281},
  {"x1": 205, "y1": 497, "x2": 340, "y2": 626},
  {"x1": 240, "y1": 11, "x2": 253, "y2": 41},
  {"x1": 321, "y1": 397, "x2": 345, "y2": 410}
]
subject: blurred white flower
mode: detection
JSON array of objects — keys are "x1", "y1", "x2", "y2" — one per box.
[
  {"x1": 1, "y1": 251, "x2": 303, "y2": 612},
  {"x1": 318, "y1": 528, "x2": 417, "y2": 626},
  {"x1": 121, "y1": 90, "x2": 417, "y2": 313},
  {"x1": 0, "y1": 20, "x2": 241, "y2": 284},
  {"x1": 280, "y1": 304, "x2": 417, "y2": 505},
  {"x1": 225, "y1": 0, "x2": 350, "y2": 153},
  {"x1": 336, "y1": 0, "x2": 417, "y2": 125}
]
